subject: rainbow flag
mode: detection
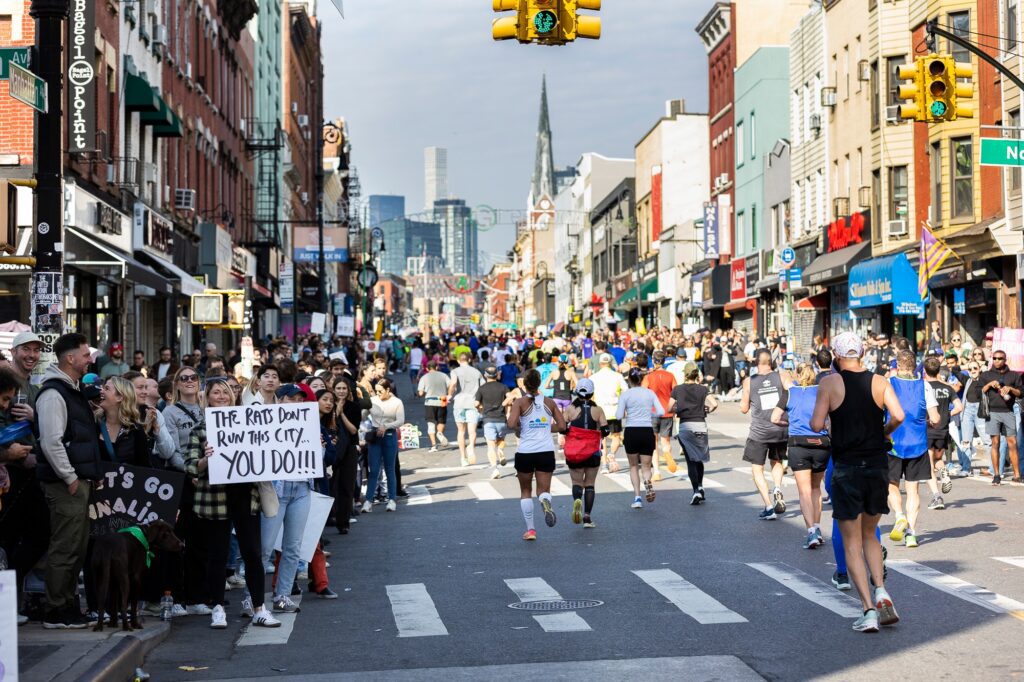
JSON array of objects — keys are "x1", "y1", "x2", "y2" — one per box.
[{"x1": 918, "y1": 224, "x2": 954, "y2": 300}]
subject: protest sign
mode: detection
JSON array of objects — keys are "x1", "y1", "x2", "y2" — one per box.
[
  {"x1": 0, "y1": 570, "x2": 15, "y2": 679},
  {"x1": 399, "y1": 424, "x2": 422, "y2": 450},
  {"x1": 89, "y1": 463, "x2": 185, "y2": 537},
  {"x1": 273, "y1": 491, "x2": 333, "y2": 562},
  {"x1": 310, "y1": 312, "x2": 326, "y2": 335},
  {"x1": 206, "y1": 404, "x2": 323, "y2": 484},
  {"x1": 994, "y1": 327, "x2": 1024, "y2": 372}
]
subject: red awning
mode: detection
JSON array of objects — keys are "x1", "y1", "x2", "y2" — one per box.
[
  {"x1": 724, "y1": 299, "x2": 747, "y2": 312},
  {"x1": 795, "y1": 293, "x2": 828, "y2": 310}
]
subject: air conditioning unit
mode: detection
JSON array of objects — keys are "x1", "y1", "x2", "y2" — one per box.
[
  {"x1": 820, "y1": 86, "x2": 837, "y2": 107},
  {"x1": 291, "y1": 101, "x2": 299, "y2": 114},
  {"x1": 887, "y1": 219, "x2": 908, "y2": 237},
  {"x1": 153, "y1": 24, "x2": 168, "y2": 47},
  {"x1": 858, "y1": 186, "x2": 872, "y2": 207},
  {"x1": 174, "y1": 188, "x2": 196, "y2": 211},
  {"x1": 297, "y1": 114, "x2": 309, "y2": 128},
  {"x1": 858, "y1": 59, "x2": 871, "y2": 82},
  {"x1": 719, "y1": 173, "x2": 729, "y2": 187},
  {"x1": 106, "y1": 163, "x2": 115, "y2": 184},
  {"x1": 163, "y1": 184, "x2": 170, "y2": 203},
  {"x1": 885, "y1": 105, "x2": 902, "y2": 123},
  {"x1": 809, "y1": 113, "x2": 822, "y2": 131},
  {"x1": 185, "y1": 62, "x2": 193, "y2": 80}
]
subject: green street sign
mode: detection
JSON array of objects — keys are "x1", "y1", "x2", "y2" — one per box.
[
  {"x1": 980, "y1": 138, "x2": 1024, "y2": 167},
  {"x1": 0, "y1": 48, "x2": 30, "y2": 80},
  {"x1": 8, "y1": 62, "x2": 46, "y2": 113}
]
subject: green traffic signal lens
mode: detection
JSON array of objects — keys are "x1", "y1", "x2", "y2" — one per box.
[
  {"x1": 534, "y1": 10, "x2": 557, "y2": 33},
  {"x1": 930, "y1": 101, "x2": 948, "y2": 117}
]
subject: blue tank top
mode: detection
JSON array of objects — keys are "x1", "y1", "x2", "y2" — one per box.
[
  {"x1": 889, "y1": 377, "x2": 928, "y2": 459},
  {"x1": 786, "y1": 386, "x2": 829, "y2": 437}
]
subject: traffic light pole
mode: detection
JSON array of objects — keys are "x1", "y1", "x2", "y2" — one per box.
[
  {"x1": 928, "y1": 21, "x2": 1024, "y2": 92},
  {"x1": 30, "y1": 0, "x2": 69, "y2": 336}
]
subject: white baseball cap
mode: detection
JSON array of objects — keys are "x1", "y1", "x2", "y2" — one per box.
[
  {"x1": 599, "y1": 353, "x2": 613, "y2": 364},
  {"x1": 833, "y1": 332, "x2": 864, "y2": 358}
]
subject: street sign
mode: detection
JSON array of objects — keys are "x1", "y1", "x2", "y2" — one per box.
[
  {"x1": 8, "y1": 62, "x2": 46, "y2": 113},
  {"x1": 980, "y1": 138, "x2": 1024, "y2": 167},
  {"x1": 780, "y1": 246, "x2": 796, "y2": 267},
  {"x1": 0, "y1": 48, "x2": 30, "y2": 80}
]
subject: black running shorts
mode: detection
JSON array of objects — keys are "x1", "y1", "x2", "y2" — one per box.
[
  {"x1": 566, "y1": 453, "x2": 602, "y2": 469},
  {"x1": 515, "y1": 451, "x2": 556, "y2": 474},
  {"x1": 831, "y1": 461, "x2": 890, "y2": 521},
  {"x1": 606, "y1": 419, "x2": 623, "y2": 434},
  {"x1": 623, "y1": 427, "x2": 656, "y2": 456},
  {"x1": 887, "y1": 453, "x2": 932, "y2": 483},
  {"x1": 742, "y1": 439, "x2": 787, "y2": 466},
  {"x1": 926, "y1": 433, "x2": 949, "y2": 450},
  {"x1": 425, "y1": 406, "x2": 447, "y2": 424},
  {"x1": 788, "y1": 445, "x2": 830, "y2": 473}
]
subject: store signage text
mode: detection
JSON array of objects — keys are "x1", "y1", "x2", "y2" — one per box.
[
  {"x1": 67, "y1": 0, "x2": 96, "y2": 153},
  {"x1": 97, "y1": 203, "x2": 121, "y2": 235},
  {"x1": 827, "y1": 212, "x2": 869, "y2": 253},
  {"x1": 730, "y1": 257, "x2": 746, "y2": 301}
]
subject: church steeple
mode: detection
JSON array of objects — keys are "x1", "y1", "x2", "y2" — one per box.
[{"x1": 530, "y1": 75, "x2": 556, "y2": 206}]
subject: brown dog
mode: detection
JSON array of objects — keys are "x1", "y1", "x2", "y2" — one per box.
[{"x1": 90, "y1": 520, "x2": 184, "y2": 632}]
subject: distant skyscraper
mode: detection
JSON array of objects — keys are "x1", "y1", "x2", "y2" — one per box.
[
  {"x1": 433, "y1": 198, "x2": 479, "y2": 277},
  {"x1": 367, "y1": 195, "x2": 406, "y2": 228},
  {"x1": 424, "y1": 147, "x2": 448, "y2": 210},
  {"x1": 378, "y1": 218, "x2": 443, "y2": 276}
]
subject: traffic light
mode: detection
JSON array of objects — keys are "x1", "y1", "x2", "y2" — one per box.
[
  {"x1": 924, "y1": 55, "x2": 954, "y2": 121},
  {"x1": 559, "y1": 0, "x2": 601, "y2": 42},
  {"x1": 527, "y1": 0, "x2": 561, "y2": 44},
  {"x1": 952, "y1": 60, "x2": 974, "y2": 119},
  {"x1": 897, "y1": 58, "x2": 925, "y2": 121},
  {"x1": 492, "y1": 0, "x2": 525, "y2": 41}
]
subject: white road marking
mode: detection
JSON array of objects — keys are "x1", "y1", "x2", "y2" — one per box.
[
  {"x1": 607, "y1": 473, "x2": 635, "y2": 491},
  {"x1": 237, "y1": 596, "x2": 302, "y2": 646},
  {"x1": 710, "y1": 422, "x2": 750, "y2": 440},
  {"x1": 994, "y1": 556, "x2": 1024, "y2": 570},
  {"x1": 747, "y1": 562, "x2": 862, "y2": 618},
  {"x1": 411, "y1": 464, "x2": 488, "y2": 474},
  {"x1": 386, "y1": 583, "x2": 449, "y2": 637},
  {"x1": 467, "y1": 481, "x2": 503, "y2": 500},
  {"x1": 681, "y1": 475, "x2": 724, "y2": 489},
  {"x1": 731, "y1": 466, "x2": 795, "y2": 486},
  {"x1": 633, "y1": 569, "x2": 747, "y2": 624},
  {"x1": 548, "y1": 477, "x2": 572, "y2": 496},
  {"x1": 887, "y1": 560, "x2": 1024, "y2": 616},
  {"x1": 405, "y1": 485, "x2": 432, "y2": 505},
  {"x1": 504, "y1": 577, "x2": 592, "y2": 632}
]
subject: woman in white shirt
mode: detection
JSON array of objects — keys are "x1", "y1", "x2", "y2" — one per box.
[
  {"x1": 363, "y1": 378, "x2": 405, "y2": 512},
  {"x1": 616, "y1": 368, "x2": 664, "y2": 509}
]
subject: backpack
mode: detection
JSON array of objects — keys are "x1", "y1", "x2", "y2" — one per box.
[{"x1": 564, "y1": 404, "x2": 602, "y2": 464}]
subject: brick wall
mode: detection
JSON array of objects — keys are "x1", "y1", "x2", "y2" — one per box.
[{"x1": 0, "y1": 1, "x2": 35, "y2": 164}]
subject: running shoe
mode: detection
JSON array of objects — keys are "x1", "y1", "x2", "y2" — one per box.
[
  {"x1": 889, "y1": 517, "x2": 908, "y2": 542},
  {"x1": 664, "y1": 452, "x2": 678, "y2": 473},
  {"x1": 644, "y1": 480, "x2": 656, "y2": 503},
  {"x1": 697, "y1": 487, "x2": 706, "y2": 502},
  {"x1": 940, "y1": 467, "x2": 952, "y2": 494},
  {"x1": 758, "y1": 508, "x2": 777, "y2": 520},
  {"x1": 438, "y1": 434, "x2": 449, "y2": 447},
  {"x1": 690, "y1": 492, "x2": 702, "y2": 506},
  {"x1": 491, "y1": 468, "x2": 501, "y2": 480},
  {"x1": 904, "y1": 531, "x2": 919, "y2": 548},
  {"x1": 272, "y1": 596, "x2": 300, "y2": 613},
  {"x1": 187, "y1": 603, "x2": 213, "y2": 616},
  {"x1": 771, "y1": 487, "x2": 786, "y2": 514},
  {"x1": 1013, "y1": 476, "x2": 1024, "y2": 484},
  {"x1": 171, "y1": 604, "x2": 188, "y2": 618},
  {"x1": 582, "y1": 516, "x2": 595, "y2": 529},
  {"x1": 386, "y1": 500, "x2": 397, "y2": 512},
  {"x1": 251, "y1": 606, "x2": 282, "y2": 628},
  {"x1": 852, "y1": 609, "x2": 880, "y2": 633},
  {"x1": 210, "y1": 605, "x2": 227, "y2": 629},
  {"x1": 803, "y1": 530, "x2": 821, "y2": 549},
  {"x1": 460, "y1": 456, "x2": 469, "y2": 467},
  {"x1": 227, "y1": 573, "x2": 247, "y2": 589},
  {"x1": 814, "y1": 527, "x2": 824, "y2": 545},
  {"x1": 832, "y1": 571, "x2": 851, "y2": 591},
  {"x1": 522, "y1": 529, "x2": 537, "y2": 541},
  {"x1": 631, "y1": 497, "x2": 644, "y2": 509},
  {"x1": 540, "y1": 498, "x2": 557, "y2": 527},
  {"x1": 992, "y1": 474, "x2": 1002, "y2": 486},
  {"x1": 315, "y1": 587, "x2": 338, "y2": 599},
  {"x1": 874, "y1": 587, "x2": 900, "y2": 626},
  {"x1": 361, "y1": 501, "x2": 372, "y2": 514},
  {"x1": 429, "y1": 446, "x2": 438, "y2": 453},
  {"x1": 599, "y1": 465, "x2": 609, "y2": 475},
  {"x1": 498, "y1": 453, "x2": 507, "y2": 466},
  {"x1": 240, "y1": 596, "x2": 254, "y2": 617},
  {"x1": 571, "y1": 498, "x2": 583, "y2": 524},
  {"x1": 927, "y1": 495, "x2": 945, "y2": 510}
]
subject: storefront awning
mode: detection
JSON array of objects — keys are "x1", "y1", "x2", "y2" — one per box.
[
  {"x1": 137, "y1": 251, "x2": 206, "y2": 296},
  {"x1": 795, "y1": 293, "x2": 828, "y2": 310},
  {"x1": 848, "y1": 252, "x2": 925, "y2": 315},
  {"x1": 804, "y1": 241, "x2": 871, "y2": 286},
  {"x1": 613, "y1": 279, "x2": 658, "y2": 309},
  {"x1": 124, "y1": 72, "x2": 161, "y2": 113},
  {"x1": 65, "y1": 228, "x2": 172, "y2": 294}
]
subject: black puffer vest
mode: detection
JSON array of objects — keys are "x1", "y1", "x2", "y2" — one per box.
[{"x1": 35, "y1": 379, "x2": 102, "y2": 482}]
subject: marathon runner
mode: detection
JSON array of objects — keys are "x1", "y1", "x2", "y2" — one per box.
[
  {"x1": 476, "y1": 366, "x2": 513, "y2": 479},
  {"x1": 887, "y1": 350, "x2": 940, "y2": 548},
  {"x1": 643, "y1": 350, "x2": 678, "y2": 481},
  {"x1": 447, "y1": 353, "x2": 485, "y2": 467},
  {"x1": 924, "y1": 357, "x2": 962, "y2": 507},
  {"x1": 617, "y1": 368, "x2": 665, "y2": 509},
  {"x1": 562, "y1": 379, "x2": 605, "y2": 528},
  {"x1": 507, "y1": 370, "x2": 567, "y2": 541},
  {"x1": 667, "y1": 366, "x2": 718, "y2": 505},
  {"x1": 811, "y1": 332, "x2": 904, "y2": 633},
  {"x1": 417, "y1": 361, "x2": 450, "y2": 452},
  {"x1": 740, "y1": 349, "x2": 788, "y2": 520},
  {"x1": 591, "y1": 353, "x2": 627, "y2": 473}
]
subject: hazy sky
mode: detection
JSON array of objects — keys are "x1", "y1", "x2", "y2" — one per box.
[{"x1": 320, "y1": 1, "x2": 712, "y2": 268}]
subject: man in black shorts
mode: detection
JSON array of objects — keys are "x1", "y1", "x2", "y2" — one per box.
[
  {"x1": 924, "y1": 357, "x2": 962, "y2": 509},
  {"x1": 812, "y1": 332, "x2": 905, "y2": 633},
  {"x1": 740, "y1": 350, "x2": 788, "y2": 519},
  {"x1": 417, "y1": 361, "x2": 450, "y2": 452}
]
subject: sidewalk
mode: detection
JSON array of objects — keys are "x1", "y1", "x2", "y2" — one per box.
[{"x1": 20, "y1": 619, "x2": 169, "y2": 681}]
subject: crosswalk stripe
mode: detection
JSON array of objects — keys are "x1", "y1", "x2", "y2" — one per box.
[
  {"x1": 504, "y1": 577, "x2": 592, "y2": 632},
  {"x1": 386, "y1": 583, "x2": 449, "y2": 637},
  {"x1": 887, "y1": 560, "x2": 1024, "y2": 616},
  {"x1": 406, "y1": 485, "x2": 432, "y2": 505},
  {"x1": 549, "y1": 477, "x2": 572, "y2": 496},
  {"x1": 731, "y1": 467, "x2": 795, "y2": 486},
  {"x1": 993, "y1": 556, "x2": 1024, "y2": 570},
  {"x1": 607, "y1": 472, "x2": 635, "y2": 491},
  {"x1": 633, "y1": 569, "x2": 747, "y2": 624},
  {"x1": 747, "y1": 562, "x2": 862, "y2": 618},
  {"x1": 681, "y1": 475, "x2": 724, "y2": 489},
  {"x1": 468, "y1": 481, "x2": 503, "y2": 500},
  {"x1": 237, "y1": 596, "x2": 302, "y2": 646}
]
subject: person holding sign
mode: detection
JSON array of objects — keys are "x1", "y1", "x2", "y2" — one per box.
[
  {"x1": 362, "y1": 379, "x2": 405, "y2": 513},
  {"x1": 186, "y1": 379, "x2": 280, "y2": 630}
]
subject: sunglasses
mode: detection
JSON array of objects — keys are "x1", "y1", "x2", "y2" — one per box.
[
  {"x1": 968, "y1": 366, "x2": 980, "y2": 371},
  {"x1": 178, "y1": 374, "x2": 198, "y2": 383},
  {"x1": 994, "y1": 357, "x2": 1007, "y2": 362}
]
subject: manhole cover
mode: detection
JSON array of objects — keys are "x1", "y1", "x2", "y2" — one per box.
[{"x1": 508, "y1": 599, "x2": 603, "y2": 611}]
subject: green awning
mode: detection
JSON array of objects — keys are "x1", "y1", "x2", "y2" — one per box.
[
  {"x1": 140, "y1": 89, "x2": 173, "y2": 127},
  {"x1": 151, "y1": 108, "x2": 184, "y2": 138},
  {"x1": 613, "y1": 279, "x2": 658, "y2": 309},
  {"x1": 125, "y1": 72, "x2": 160, "y2": 112}
]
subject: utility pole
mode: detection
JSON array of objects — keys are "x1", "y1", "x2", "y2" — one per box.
[{"x1": 30, "y1": 0, "x2": 69, "y2": 335}]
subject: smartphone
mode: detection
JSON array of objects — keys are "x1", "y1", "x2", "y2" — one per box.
[{"x1": 14, "y1": 391, "x2": 27, "y2": 406}]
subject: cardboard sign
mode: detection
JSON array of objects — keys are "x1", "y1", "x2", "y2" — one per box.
[
  {"x1": 310, "y1": 312, "x2": 326, "y2": 336},
  {"x1": 993, "y1": 327, "x2": 1024, "y2": 372},
  {"x1": 336, "y1": 315, "x2": 355, "y2": 337},
  {"x1": 205, "y1": 404, "x2": 323, "y2": 484},
  {"x1": 89, "y1": 463, "x2": 185, "y2": 537},
  {"x1": 399, "y1": 424, "x2": 422, "y2": 450},
  {"x1": 272, "y1": 491, "x2": 334, "y2": 562},
  {"x1": 0, "y1": 570, "x2": 17, "y2": 679}
]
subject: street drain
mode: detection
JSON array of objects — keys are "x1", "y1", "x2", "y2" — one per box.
[{"x1": 508, "y1": 599, "x2": 603, "y2": 611}]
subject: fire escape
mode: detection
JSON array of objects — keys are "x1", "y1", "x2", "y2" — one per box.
[{"x1": 244, "y1": 118, "x2": 283, "y2": 246}]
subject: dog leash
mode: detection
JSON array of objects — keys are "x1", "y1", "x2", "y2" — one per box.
[{"x1": 117, "y1": 526, "x2": 154, "y2": 568}]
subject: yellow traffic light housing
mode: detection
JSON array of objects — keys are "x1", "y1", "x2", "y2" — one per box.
[
  {"x1": 952, "y1": 60, "x2": 975, "y2": 119},
  {"x1": 560, "y1": 0, "x2": 600, "y2": 41},
  {"x1": 924, "y1": 56, "x2": 953, "y2": 121},
  {"x1": 528, "y1": 0, "x2": 561, "y2": 44},
  {"x1": 897, "y1": 59, "x2": 925, "y2": 121},
  {"x1": 492, "y1": 0, "x2": 525, "y2": 41}
]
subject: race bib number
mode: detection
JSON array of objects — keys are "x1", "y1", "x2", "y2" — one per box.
[{"x1": 759, "y1": 392, "x2": 779, "y2": 411}]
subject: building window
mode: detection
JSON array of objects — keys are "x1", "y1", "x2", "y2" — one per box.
[
  {"x1": 1008, "y1": 0, "x2": 1019, "y2": 53},
  {"x1": 751, "y1": 204, "x2": 758, "y2": 250},
  {"x1": 950, "y1": 12, "x2": 970, "y2": 64},
  {"x1": 886, "y1": 56, "x2": 906, "y2": 107},
  {"x1": 871, "y1": 170, "x2": 882, "y2": 243},
  {"x1": 736, "y1": 120, "x2": 744, "y2": 167},
  {"x1": 870, "y1": 60, "x2": 880, "y2": 129},
  {"x1": 931, "y1": 142, "x2": 943, "y2": 223},
  {"x1": 750, "y1": 112, "x2": 756, "y2": 160},
  {"x1": 1010, "y1": 109, "x2": 1022, "y2": 192},
  {"x1": 792, "y1": 91, "x2": 801, "y2": 146},
  {"x1": 951, "y1": 137, "x2": 973, "y2": 219},
  {"x1": 889, "y1": 166, "x2": 908, "y2": 224}
]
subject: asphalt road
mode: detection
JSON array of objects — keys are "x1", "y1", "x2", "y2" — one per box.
[{"x1": 140, "y1": 375, "x2": 1024, "y2": 682}]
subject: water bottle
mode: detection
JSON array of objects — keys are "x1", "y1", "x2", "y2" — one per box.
[{"x1": 159, "y1": 591, "x2": 174, "y2": 621}]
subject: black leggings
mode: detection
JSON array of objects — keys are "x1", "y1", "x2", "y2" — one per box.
[
  {"x1": 199, "y1": 485, "x2": 265, "y2": 609},
  {"x1": 332, "y1": 441, "x2": 358, "y2": 531},
  {"x1": 683, "y1": 450, "x2": 705, "y2": 492}
]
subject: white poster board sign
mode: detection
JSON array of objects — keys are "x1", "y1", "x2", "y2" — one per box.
[
  {"x1": 273, "y1": 491, "x2": 334, "y2": 562},
  {"x1": 310, "y1": 312, "x2": 326, "y2": 336},
  {"x1": 336, "y1": 315, "x2": 355, "y2": 337},
  {"x1": 205, "y1": 405, "x2": 323, "y2": 484},
  {"x1": 0, "y1": 570, "x2": 16, "y2": 679}
]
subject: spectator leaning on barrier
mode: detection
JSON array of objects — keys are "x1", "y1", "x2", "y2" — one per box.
[{"x1": 35, "y1": 332, "x2": 101, "y2": 630}]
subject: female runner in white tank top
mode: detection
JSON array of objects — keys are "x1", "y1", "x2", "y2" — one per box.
[{"x1": 507, "y1": 369, "x2": 567, "y2": 541}]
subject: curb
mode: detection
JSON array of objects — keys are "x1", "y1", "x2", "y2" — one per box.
[{"x1": 70, "y1": 621, "x2": 170, "y2": 682}]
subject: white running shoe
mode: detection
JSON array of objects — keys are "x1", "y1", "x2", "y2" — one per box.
[
  {"x1": 386, "y1": 499, "x2": 397, "y2": 512},
  {"x1": 170, "y1": 604, "x2": 188, "y2": 618},
  {"x1": 227, "y1": 573, "x2": 247, "y2": 589},
  {"x1": 438, "y1": 435, "x2": 449, "y2": 447},
  {"x1": 210, "y1": 605, "x2": 227, "y2": 629},
  {"x1": 429, "y1": 446, "x2": 438, "y2": 453},
  {"x1": 852, "y1": 609, "x2": 879, "y2": 633},
  {"x1": 491, "y1": 468, "x2": 501, "y2": 479},
  {"x1": 361, "y1": 501, "x2": 372, "y2": 513},
  {"x1": 251, "y1": 606, "x2": 282, "y2": 628},
  {"x1": 187, "y1": 603, "x2": 213, "y2": 616}
]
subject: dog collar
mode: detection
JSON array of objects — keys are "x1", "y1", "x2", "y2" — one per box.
[{"x1": 118, "y1": 526, "x2": 154, "y2": 568}]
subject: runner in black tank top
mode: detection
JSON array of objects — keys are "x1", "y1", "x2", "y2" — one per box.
[
  {"x1": 562, "y1": 379, "x2": 606, "y2": 528},
  {"x1": 811, "y1": 332, "x2": 905, "y2": 634}
]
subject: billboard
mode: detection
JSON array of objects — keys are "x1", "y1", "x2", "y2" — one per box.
[{"x1": 294, "y1": 227, "x2": 349, "y2": 263}]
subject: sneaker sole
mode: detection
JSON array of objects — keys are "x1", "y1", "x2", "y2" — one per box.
[
  {"x1": 252, "y1": 621, "x2": 282, "y2": 627},
  {"x1": 889, "y1": 521, "x2": 907, "y2": 542},
  {"x1": 645, "y1": 482, "x2": 656, "y2": 503},
  {"x1": 832, "y1": 579, "x2": 852, "y2": 591},
  {"x1": 876, "y1": 599, "x2": 899, "y2": 626},
  {"x1": 42, "y1": 622, "x2": 68, "y2": 630},
  {"x1": 853, "y1": 622, "x2": 880, "y2": 633},
  {"x1": 571, "y1": 499, "x2": 583, "y2": 525}
]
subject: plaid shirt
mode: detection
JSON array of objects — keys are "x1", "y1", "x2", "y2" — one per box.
[{"x1": 186, "y1": 425, "x2": 260, "y2": 520}]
